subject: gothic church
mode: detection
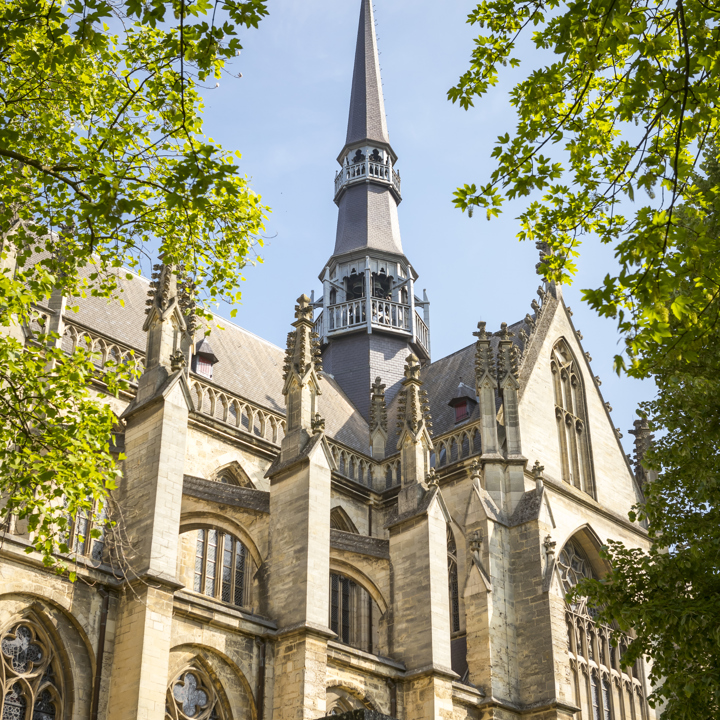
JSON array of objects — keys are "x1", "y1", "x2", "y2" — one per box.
[{"x1": 0, "y1": 2, "x2": 655, "y2": 720}]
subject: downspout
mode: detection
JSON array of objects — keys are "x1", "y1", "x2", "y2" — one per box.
[
  {"x1": 256, "y1": 639, "x2": 267, "y2": 720},
  {"x1": 90, "y1": 588, "x2": 110, "y2": 720}
]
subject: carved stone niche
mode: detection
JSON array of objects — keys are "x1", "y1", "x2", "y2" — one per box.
[{"x1": 325, "y1": 712, "x2": 398, "y2": 720}]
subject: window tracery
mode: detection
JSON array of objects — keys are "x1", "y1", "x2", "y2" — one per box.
[
  {"x1": 329, "y1": 573, "x2": 378, "y2": 654},
  {"x1": 447, "y1": 527, "x2": 460, "y2": 634},
  {"x1": 165, "y1": 668, "x2": 224, "y2": 720},
  {"x1": 0, "y1": 619, "x2": 64, "y2": 720},
  {"x1": 551, "y1": 340, "x2": 595, "y2": 497},
  {"x1": 192, "y1": 529, "x2": 253, "y2": 608},
  {"x1": 560, "y1": 539, "x2": 648, "y2": 720}
]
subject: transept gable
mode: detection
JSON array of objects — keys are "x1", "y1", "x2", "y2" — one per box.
[{"x1": 518, "y1": 295, "x2": 641, "y2": 513}]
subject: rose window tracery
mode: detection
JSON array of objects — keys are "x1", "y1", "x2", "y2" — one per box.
[
  {"x1": 0, "y1": 619, "x2": 64, "y2": 720},
  {"x1": 165, "y1": 669, "x2": 223, "y2": 720}
]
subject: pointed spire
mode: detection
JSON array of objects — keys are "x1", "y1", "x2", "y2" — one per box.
[
  {"x1": 346, "y1": 0, "x2": 389, "y2": 147},
  {"x1": 281, "y1": 295, "x2": 324, "y2": 460},
  {"x1": 396, "y1": 354, "x2": 434, "y2": 514},
  {"x1": 628, "y1": 417, "x2": 656, "y2": 486},
  {"x1": 332, "y1": 0, "x2": 403, "y2": 258}
]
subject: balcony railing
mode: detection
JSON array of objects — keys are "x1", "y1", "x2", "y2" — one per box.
[
  {"x1": 371, "y1": 299, "x2": 410, "y2": 331},
  {"x1": 415, "y1": 312, "x2": 430, "y2": 356},
  {"x1": 334, "y1": 159, "x2": 401, "y2": 199}
]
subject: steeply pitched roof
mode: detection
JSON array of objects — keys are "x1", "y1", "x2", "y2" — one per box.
[
  {"x1": 60, "y1": 266, "x2": 371, "y2": 454},
  {"x1": 333, "y1": 183, "x2": 404, "y2": 257},
  {"x1": 345, "y1": 0, "x2": 389, "y2": 147},
  {"x1": 384, "y1": 317, "x2": 532, "y2": 452}
]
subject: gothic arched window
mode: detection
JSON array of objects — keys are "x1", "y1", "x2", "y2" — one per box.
[
  {"x1": 192, "y1": 529, "x2": 253, "y2": 608},
  {"x1": 447, "y1": 527, "x2": 460, "y2": 633},
  {"x1": 166, "y1": 667, "x2": 224, "y2": 720},
  {"x1": 551, "y1": 340, "x2": 595, "y2": 497},
  {"x1": 62, "y1": 497, "x2": 107, "y2": 563},
  {"x1": 329, "y1": 573, "x2": 379, "y2": 654},
  {"x1": 560, "y1": 538, "x2": 647, "y2": 720},
  {"x1": 0, "y1": 618, "x2": 65, "y2": 720}
]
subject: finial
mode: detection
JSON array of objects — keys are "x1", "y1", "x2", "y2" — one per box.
[
  {"x1": 403, "y1": 353, "x2": 421, "y2": 380},
  {"x1": 170, "y1": 350, "x2": 186, "y2": 373},
  {"x1": 311, "y1": 413, "x2": 325, "y2": 435},
  {"x1": 473, "y1": 321, "x2": 488, "y2": 340},
  {"x1": 533, "y1": 460, "x2": 545, "y2": 492},
  {"x1": 495, "y1": 322, "x2": 514, "y2": 341},
  {"x1": 294, "y1": 294, "x2": 314, "y2": 323},
  {"x1": 370, "y1": 376, "x2": 387, "y2": 432}
]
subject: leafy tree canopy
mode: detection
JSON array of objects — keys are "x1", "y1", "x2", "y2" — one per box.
[
  {"x1": 0, "y1": 0, "x2": 268, "y2": 572},
  {"x1": 450, "y1": 2, "x2": 720, "y2": 716},
  {"x1": 449, "y1": 0, "x2": 720, "y2": 377}
]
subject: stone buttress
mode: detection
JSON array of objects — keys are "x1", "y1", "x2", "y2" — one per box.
[
  {"x1": 387, "y1": 355, "x2": 455, "y2": 720},
  {"x1": 264, "y1": 295, "x2": 334, "y2": 720},
  {"x1": 107, "y1": 264, "x2": 195, "y2": 720}
]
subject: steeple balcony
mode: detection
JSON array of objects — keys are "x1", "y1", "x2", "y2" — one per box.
[
  {"x1": 315, "y1": 256, "x2": 430, "y2": 360},
  {"x1": 334, "y1": 146, "x2": 401, "y2": 204}
]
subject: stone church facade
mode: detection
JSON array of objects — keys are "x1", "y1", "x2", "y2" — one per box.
[{"x1": 0, "y1": 2, "x2": 656, "y2": 720}]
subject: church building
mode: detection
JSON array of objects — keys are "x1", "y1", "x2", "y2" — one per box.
[{"x1": 0, "y1": 2, "x2": 655, "y2": 719}]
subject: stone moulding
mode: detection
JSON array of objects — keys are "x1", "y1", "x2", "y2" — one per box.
[{"x1": 323, "y1": 711, "x2": 398, "y2": 720}]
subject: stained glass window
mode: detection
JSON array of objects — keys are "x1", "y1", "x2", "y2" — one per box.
[
  {"x1": 0, "y1": 620, "x2": 64, "y2": 720},
  {"x1": 166, "y1": 669, "x2": 223, "y2": 720},
  {"x1": 191, "y1": 529, "x2": 251, "y2": 608},
  {"x1": 329, "y1": 572, "x2": 376, "y2": 653},
  {"x1": 447, "y1": 527, "x2": 460, "y2": 633},
  {"x1": 551, "y1": 340, "x2": 595, "y2": 497}
]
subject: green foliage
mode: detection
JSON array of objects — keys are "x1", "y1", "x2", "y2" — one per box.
[
  {"x1": 572, "y1": 337, "x2": 720, "y2": 718},
  {"x1": 451, "y1": 2, "x2": 720, "y2": 715},
  {"x1": 449, "y1": 0, "x2": 720, "y2": 377},
  {"x1": 0, "y1": 0, "x2": 268, "y2": 569}
]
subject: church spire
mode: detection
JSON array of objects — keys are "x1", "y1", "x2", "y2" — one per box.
[
  {"x1": 346, "y1": 0, "x2": 389, "y2": 147},
  {"x1": 332, "y1": 0, "x2": 403, "y2": 258},
  {"x1": 316, "y1": 0, "x2": 430, "y2": 421}
]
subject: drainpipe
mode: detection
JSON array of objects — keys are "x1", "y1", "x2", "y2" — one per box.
[
  {"x1": 90, "y1": 589, "x2": 110, "y2": 720},
  {"x1": 256, "y1": 638, "x2": 267, "y2": 720}
]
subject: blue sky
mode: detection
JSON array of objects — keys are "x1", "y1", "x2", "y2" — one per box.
[{"x1": 194, "y1": 0, "x2": 652, "y2": 455}]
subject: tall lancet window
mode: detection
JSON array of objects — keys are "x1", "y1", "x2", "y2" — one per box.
[
  {"x1": 551, "y1": 340, "x2": 595, "y2": 497},
  {"x1": 447, "y1": 527, "x2": 460, "y2": 633}
]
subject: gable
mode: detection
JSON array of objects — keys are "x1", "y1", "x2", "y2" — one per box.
[{"x1": 518, "y1": 292, "x2": 641, "y2": 516}]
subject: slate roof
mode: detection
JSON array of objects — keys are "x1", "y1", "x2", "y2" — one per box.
[
  {"x1": 384, "y1": 317, "x2": 532, "y2": 452},
  {"x1": 345, "y1": 0, "x2": 389, "y2": 147},
  {"x1": 57, "y1": 263, "x2": 536, "y2": 459},
  {"x1": 60, "y1": 266, "x2": 370, "y2": 454}
]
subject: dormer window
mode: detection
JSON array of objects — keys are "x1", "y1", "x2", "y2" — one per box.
[
  {"x1": 192, "y1": 338, "x2": 219, "y2": 379},
  {"x1": 196, "y1": 357, "x2": 213, "y2": 377},
  {"x1": 448, "y1": 381, "x2": 477, "y2": 424},
  {"x1": 454, "y1": 401, "x2": 469, "y2": 424}
]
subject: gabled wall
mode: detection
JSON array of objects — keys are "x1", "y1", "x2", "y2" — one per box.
[{"x1": 519, "y1": 295, "x2": 642, "y2": 517}]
